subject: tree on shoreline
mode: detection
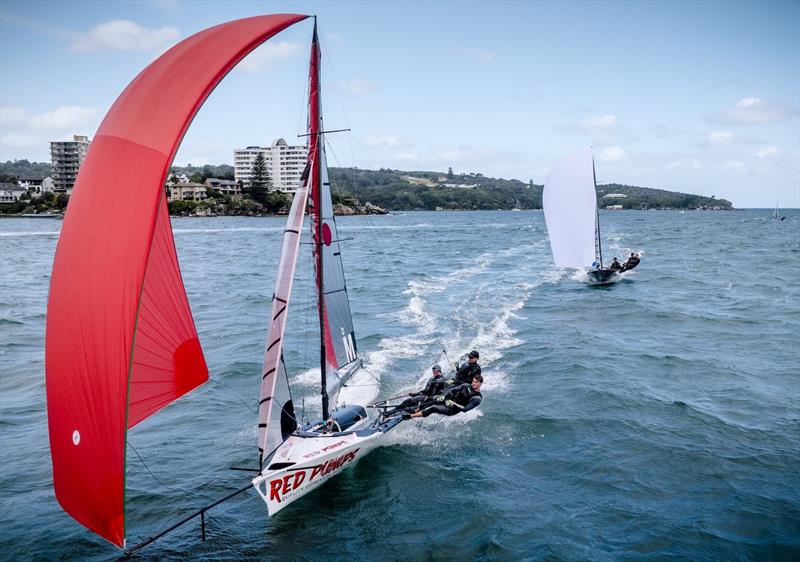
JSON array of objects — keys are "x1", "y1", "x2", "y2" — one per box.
[{"x1": 244, "y1": 153, "x2": 272, "y2": 206}]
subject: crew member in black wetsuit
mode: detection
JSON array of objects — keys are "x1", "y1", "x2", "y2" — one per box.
[
  {"x1": 449, "y1": 350, "x2": 482, "y2": 386},
  {"x1": 621, "y1": 252, "x2": 640, "y2": 271},
  {"x1": 385, "y1": 365, "x2": 447, "y2": 415},
  {"x1": 403, "y1": 374, "x2": 483, "y2": 419},
  {"x1": 610, "y1": 257, "x2": 623, "y2": 271}
]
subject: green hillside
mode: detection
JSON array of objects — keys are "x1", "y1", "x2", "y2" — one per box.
[{"x1": 0, "y1": 160, "x2": 733, "y2": 211}]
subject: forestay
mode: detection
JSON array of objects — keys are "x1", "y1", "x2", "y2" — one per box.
[{"x1": 543, "y1": 148, "x2": 598, "y2": 268}]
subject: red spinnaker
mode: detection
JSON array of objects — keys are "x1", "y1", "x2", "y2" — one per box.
[{"x1": 45, "y1": 14, "x2": 308, "y2": 547}]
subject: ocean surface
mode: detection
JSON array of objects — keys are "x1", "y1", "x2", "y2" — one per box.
[{"x1": 1, "y1": 209, "x2": 798, "y2": 561}]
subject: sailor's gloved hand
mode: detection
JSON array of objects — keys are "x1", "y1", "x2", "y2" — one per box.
[
  {"x1": 435, "y1": 395, "x2": 446, "y2": 403},
  {"x1": 445, "y1": 379, "x2": 455, "y2": 385},
  {"x1": 444, "y1": 399, "x2": 456, "y2": 408}
]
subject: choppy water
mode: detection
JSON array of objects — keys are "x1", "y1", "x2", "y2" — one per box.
[{"x1": 1, "y1": 210, "x2": 798, "y2": 561}]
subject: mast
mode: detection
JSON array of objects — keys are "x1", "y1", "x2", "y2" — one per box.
[
  {"x1": 592, "y1": 152, "x2": 604, "y2": 268},
  {"x1": 309, "y1": 19, "x2": 330, "y2": 421}
]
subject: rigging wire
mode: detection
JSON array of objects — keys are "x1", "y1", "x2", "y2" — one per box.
[
  {"x1": 307, "y1": 30, "x2": 456, "y2": 406},
  {"x1": 127, "y1": 442, "x2": 183, "y2": 494}
]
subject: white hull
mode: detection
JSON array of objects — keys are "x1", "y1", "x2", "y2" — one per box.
[{"x1": 252, "y1": 416, "x2": 390, "y2": 515}]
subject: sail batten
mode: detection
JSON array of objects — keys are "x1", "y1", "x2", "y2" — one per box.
[{"x1": 256, "y1": 158, "x2": 311, "y2": 461}]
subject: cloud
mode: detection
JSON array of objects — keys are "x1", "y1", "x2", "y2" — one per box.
[
  {"x1": 465, "y1": 48, "x2": 495, "y2": 63},
  {"x1": 28, "y1": 106, "x2": 99, "y2": 131},
  {"x1": 0, "y1": 106, "x2": 29, "y2": 128},
  {"x1": 666, "y1": 158, "x2": 703, "y2": 171},
  {"x1": 707, "y1": 97, "x2": 798, "y2": 125},
  {"x1": 340, "y1": 80, "x2": 379, "y2": 96},
  {"x1": 1, "y1": 105, "x2": 98, "y2": 133},
  {"x1": 364, "y1": 135, "x2": 406, "y2": 148},
  {"x1": 756, "y1": 146, "x2": 779, "y2": 159},
  {"x1": 71, "y1": 20, "x2": 180, "y2": 53},
  {"x1": 0, "y1": 133, "x2": 39, "y2": 149},
  {"x1": 722, "y1": 160, "x2": 746, "y2": 172},
  {"x1": 597, "y1": 146, "x2": 626, "y2": 162},
  {"x1": 582, "y1": 115, "x2": 617, "y2": 129},
  {"x1": 650, "y1": 124, "x2": 687, "y2": 138},
  {"x1": 556, "y1": 114, "x2": 619, "y2": 134},
  {"x1": 236, "y1": 41, "x2": 303, "y2": 72},
  {"x1": 708, "y1": 131, "x2": 734, "y2": 144}
]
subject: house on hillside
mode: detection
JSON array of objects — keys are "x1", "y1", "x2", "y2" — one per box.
[
  {"x1": 205, "y1": 178, "x2": 241, "y2": 198},
  {"x1": 17, "y1": 176, "x2": 54, "y2": 195},
  {"x1": 167, "y1": 182, "x2": 207, "y2": 202},
  {"x1": 0, "y1": 182, "x2": 28, "y2": 202}
]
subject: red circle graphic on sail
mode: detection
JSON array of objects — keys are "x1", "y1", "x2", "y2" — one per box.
[{"x1": 322, "y1": 223, "x2": 332, "y2": 246}]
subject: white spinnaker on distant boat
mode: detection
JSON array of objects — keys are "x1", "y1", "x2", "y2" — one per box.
[
  {"x1": 543, "y1": 148, "x2": 598, "y2": 268},
  {"x1": 257, "y1": 172, "x2": 310, "y2": 464}
]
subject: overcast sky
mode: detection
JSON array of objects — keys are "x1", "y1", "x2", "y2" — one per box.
[{"x1": 1, "y1": 0, "x2": 798, "y2": 207}]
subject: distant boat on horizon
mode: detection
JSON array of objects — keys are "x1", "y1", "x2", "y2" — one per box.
[{"x1": 772, "y1": 201, "x2": 786, "y2": 221}]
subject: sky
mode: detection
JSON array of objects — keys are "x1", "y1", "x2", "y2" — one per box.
[{"x1": 0, "y1": 0, "x2": 798, "y2": 208}]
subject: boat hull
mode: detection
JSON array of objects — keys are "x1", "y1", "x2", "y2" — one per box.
[
  {"x1": 253, "y1": 415, "x2": 401, "y2": 515},
  {"x1": 587, "y1": 268, "x2": 621, "y2": 285}
]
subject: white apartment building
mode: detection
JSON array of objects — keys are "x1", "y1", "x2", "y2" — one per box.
[
  {"x1": 50, "y1": 135, "x2": 91, "y2": 193},
  {"x1": 234, "y1": 138, "x2": 307, "y2": 194}
]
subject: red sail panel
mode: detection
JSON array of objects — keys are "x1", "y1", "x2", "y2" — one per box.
[
  {"x1": 129, "y1": 194, "x2": 208, "y2": 428},
  {"x1": 45, "y1": 14, "x2": 308, "y2": 547}
]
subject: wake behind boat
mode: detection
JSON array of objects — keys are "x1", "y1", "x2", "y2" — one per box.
[{"x1": 542, "y1": 148, "x2": 640, "y2": 286}]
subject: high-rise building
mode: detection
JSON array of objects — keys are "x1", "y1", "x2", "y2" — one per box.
[
  {"x1": 50, "y1": 135, "x2": 91, "y2": 193},
  {"x1": 234, "y1": 138, "x2": 307, "y2": 194}
]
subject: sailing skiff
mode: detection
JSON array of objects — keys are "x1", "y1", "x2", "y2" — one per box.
[
  {"x1": 251, "y1": 21, "x2": 405, "y2": 515},
  {"x1": 45, "y1": 14, "x2": 404, "y2": 550},
  {"x1": 543, "y1": 148, "x2": 622, "y2": 286}
]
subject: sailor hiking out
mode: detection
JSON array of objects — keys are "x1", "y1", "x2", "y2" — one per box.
[
  {"x1": 621, "y1": 252, "x2": 640, "y2": 272},
  {"x1": 403, "y1": 374, "x2": 483, "y2": 419},
  {"x1": 448, "y1": 350, "x2": 482, "y2": 386},
  {"x1": 384, "y1": 364, "x2": 448, "y2": 415}
]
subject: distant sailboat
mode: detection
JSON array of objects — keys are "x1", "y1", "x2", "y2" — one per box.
[
  {"x1": 543, "y1": 149, "x2": 632, "y2": 285},
  {"x1": 773, "y1": 201, "x2": 786, "y2": 221}
]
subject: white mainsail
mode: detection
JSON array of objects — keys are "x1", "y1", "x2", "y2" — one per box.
[
  {"x1": 543, "y1": 148, "x2": 599, "y2": 268},
  {"x1": 257, "y1": 172, "x2": 310, "y2": 464}
]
